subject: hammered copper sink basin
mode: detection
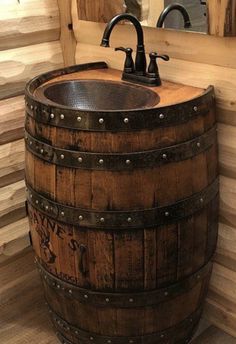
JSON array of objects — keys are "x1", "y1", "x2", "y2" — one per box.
[{"x1": 38, "y1": 79, "x2": 160, "y2": 111}]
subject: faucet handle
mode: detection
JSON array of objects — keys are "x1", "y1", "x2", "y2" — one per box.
[
  {"x1": 148, "y1": 52, "x2": 169, "y2": 74},
  {"x1": 147, "y1": 52, "x2": 170, "y2": 86},
  {"x1": 115, "y1": 47, "x2": 134, "y2": 74}
]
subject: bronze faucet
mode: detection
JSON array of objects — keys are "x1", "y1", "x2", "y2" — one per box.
[
  {"x1": 101, "y1": 13, "x2": 169, "y2": 86},
  {"x1": 157, "y1": 3, "x2": 191, "y2": 29},
  {"x1": 101, "y1": 13, "x2": 146, "y2": 75}
]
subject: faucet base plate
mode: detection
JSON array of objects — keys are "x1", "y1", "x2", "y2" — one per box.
[{"x1": 122, "y1": 72, "x2": 161, "y2": 87}]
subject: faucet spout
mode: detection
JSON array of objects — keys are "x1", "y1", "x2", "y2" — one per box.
[
  {"x1": 157, "y1": 3, "x2": 191, "y2": 29},
  {"x1": 101, "y1": 13, "x2": 146, "y2": 75}
]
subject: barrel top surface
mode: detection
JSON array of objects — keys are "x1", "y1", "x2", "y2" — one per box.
[{"x1": 34, "y1": 63, "x2": 205, "y2": 109}]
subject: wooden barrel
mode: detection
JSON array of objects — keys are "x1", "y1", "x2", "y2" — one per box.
[{"x1": 25, "y1": 62, "x2": 218, "y2": 344}]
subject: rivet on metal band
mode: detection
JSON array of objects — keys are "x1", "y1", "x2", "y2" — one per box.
[
  {"x1": 26, "y1": 179, "x2": 218, "y2": 229},
  {"x1": 24, "y1": 62, "x2": 215, "y2": 132},
  {"x1": 50, "y1": 304, "x2": 203, "y2": 344},
  {"x1": 37, "y1": 259, "x2": 212, "y2": 308},
  {"x1": 25, "y1": 125, "x2": 217, "y2": 171}
]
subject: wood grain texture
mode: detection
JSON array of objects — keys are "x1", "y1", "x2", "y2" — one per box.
[
  {"x1": 218, "y1": 123, "x2": 236, "y2": 179},
  {"x1": 208, "y1": 0, "x2": 236, "y2": 37},
  {"x1": 74, "y1": 0, "x2": 236, "y2": 37},
  {"x1": 192, "y1": 325, "x2": 236, "y2": 343},
  {"x1": 209, "y1": 263, "x2": 236, "y2": 306},
  {"x1": 25, "y1": 66, "x2": 217, "y2": 342},
  {"x1": 0, "y1": 180, "x2": 26, "y2": 229},
  {"x1": 0, "y1": 218, "x2": 29, "y2": 263},
  {"x1": 215, "y1": 222, "x2": 236, "y2": 272},
  {"x1": 0, "y1": 248, "x2": 59, "y2": 344},
  {"x1": 0, "y1": 139, "x2": 24, "y2": 188},
  {"x1": 205, "y1": 293, "x2": 236, "y2": 338},
  {"x1": 0, "y1": 41, "x2": 64, "y2": 100},
  {"x1": 1, "y1": 248, "x2": 234, "y2": 344},
  {"x1": 0, "y1": 0, "x2": 60, "y2": 51},
  {"x1": 57, "y1": 0, "x2": 76, "y2": 66},
  {"x1": 73, "y1": 20, "x2": 236, "y2": 69},
  {"x1": 76, "y1": 0, "x2": 125, "y2": 22},
  {"x1": 0, "y1": 96, "x2": 25, "y2": 145}
]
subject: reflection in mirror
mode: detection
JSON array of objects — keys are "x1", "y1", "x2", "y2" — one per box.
[{"x1": 124, "y1": 0, "x2": 207, "y2": 33}]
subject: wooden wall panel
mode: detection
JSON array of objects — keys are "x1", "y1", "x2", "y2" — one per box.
[
  {"x1": 76, "y1": 0, "x2": 124, "y2": 22},
  {"x1": 0, "y1": 96, "x2": 25, "y2": 145},
  {"x1": 0, "y1": 218, "x2": 29, "y2": 263},
  {"x1": 0, "y1": 41, "x2": 63, "y2": 100},
  {"x1": 0, "y1": 0, "x2": 60, "y2": 51},
  {"x1": 204, "y1": 296, "x2": 236, "y2": 338},
  {"x1": 74, "y1": 21, "x2": 236, "y2": 69},
  {"x1": 57, "y1": 0, "x2": 76, "y2": 66},
  {"x1": 0, "y1": 140, "x2": 24, "y2": 188},
  {"x1": 0, "y1": 180, "x2": 26, "y2": 229},
  {"x1": 208, "y1": 0, "x2": 236, "y2": 37},
  {"x1": 0, "y1": 1, "x2": 64, "y2": 260}
]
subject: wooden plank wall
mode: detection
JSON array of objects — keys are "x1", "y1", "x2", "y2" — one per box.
[
  {"x1": 71, "y1": 1, "x2": 236, "y2": 336},
  {"x1": 0, "y1": 0, "x2": 64, "y2": 262}
]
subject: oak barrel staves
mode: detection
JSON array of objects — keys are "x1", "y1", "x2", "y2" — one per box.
[{"x1": 25, "y1": 62, "x2": 218, "y2": 344}]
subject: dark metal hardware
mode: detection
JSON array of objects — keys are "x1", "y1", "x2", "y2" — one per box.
[
  {"x1": 37, "y1": 259, "x2": 212, "y2": 307},
  {"x1": 25, "y1": 125, "x2": 217, "y2": 170},
  {"x1": 157, "y1": 3, "x2": 192, "y2": 28},
  {"x1": 26, "y1": 179, "x2": 218, "y2": 230},
  {"x1": 115, "y1": 47, "x2": 134, "y2": 73},
  {"x1": 51, "y1": 305, "x2": 203, "y2": 344},
  {"x1": 102, "y1": 13, "x2": 169, "y2": 86},
  {"x1": 147, "y1": 52, "x2": 170, "y2": 86},
  {"x1": 101, "y1": 14, "x2": 146, "y2": 75}
]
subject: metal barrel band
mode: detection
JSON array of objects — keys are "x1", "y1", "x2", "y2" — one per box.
[
  {"x1": 25, "y1": 87, "x2": 214, "y2": 132},
  {"x1": 24, "y1": 126, "x2": 217, "y2": 170},
  {"x1": 49, "y1": 303, "x2": 202, "y2": 344},
  {"x1": 26, "y1": 178, "x2": 219, "y2": 229},
  {"x1": 25, "y1": 61, "x2": 215, "y2": 131},
  {"x1": 37, "y1": 259, "x2": 212, "y2": 308}
]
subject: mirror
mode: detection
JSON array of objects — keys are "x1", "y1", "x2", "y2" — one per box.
[
  {"x1": 76, "y1": 0, "x2": 207, "y2": 33},
  {"x1": 125, "y1": 0, "x2": 207, "y2": 33},
  {"x1": 76, "y1": 0, "x2": 235, "y2": 37}
]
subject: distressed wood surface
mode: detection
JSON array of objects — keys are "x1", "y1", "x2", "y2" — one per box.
[
  {"x1": 25, "y1": 66, "x2": 217, "y2": 342},
  {"x1": 0, "y1": 248, "x2": 235, "y2": 343},
  {"x1": 0, "y1": 96, "x2": 25, "y2": 145},
  {"x1": 0, "y1": 41, "x2": 63, "y2": 100},
  {"x1": 0, "y1": 0, "x2": 60, "y2": 51},
  {"x1": 0, "y1": 180, "x2": 26, "y2": 229}
]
